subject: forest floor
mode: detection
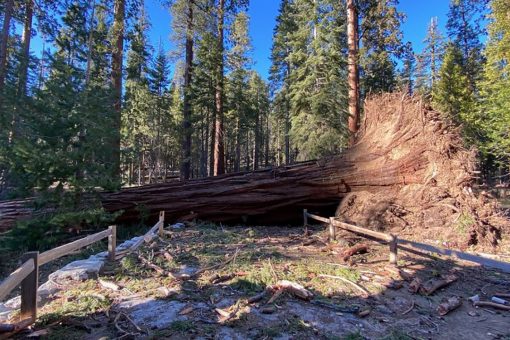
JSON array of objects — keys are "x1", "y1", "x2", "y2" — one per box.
[{"x1": 7, "y1": 222, "x2": 510, "y2": 340}]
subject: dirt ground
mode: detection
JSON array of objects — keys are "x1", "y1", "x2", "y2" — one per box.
[{"x1": 10, "y1": 222, "x2": 510, "y2": 340}]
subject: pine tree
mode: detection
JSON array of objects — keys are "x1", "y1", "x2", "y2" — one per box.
[
  {"x1": 285, "y1": 0, "x2": 348, "y2": 160},
  {"x1": 446, "y1": 0, "x2": 486, "y2": 92},
  {"x1": 416, "y1": 17, "x2": 445, "y2": 95},
  {"x1": 359, "y1": 0, "x2": 405, "y2": 95},
  {"x1": 433, "y1": 43, "x2": 476, "y2": 140},
  {"x1": 226, "y1": 11, "x2": 252, "y2": 171},
  {"x1": 478, "y1": 0, "x2": 510, "y2": 165},
  {"x1": 269, "y1": 0, "x2": 296, "y2": 164}
]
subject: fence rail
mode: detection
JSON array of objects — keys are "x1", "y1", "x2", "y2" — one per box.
[
  {"x1": 0, "y1": 210, "x2": 165, "y2": 338},
  {"x1": 304, "y1": 209, "x2": 510, "y2": 273}
]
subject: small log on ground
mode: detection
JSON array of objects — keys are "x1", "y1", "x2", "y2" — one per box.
[
  {"x1": 342, "y1": 244, "x2": 369, "y2": 262},
  {"x1": 437, "y1": 296, "x2": 462, "y2": 316},
  {"x1": 419, "y1": 275, "x2": 458, "y2": 296}
]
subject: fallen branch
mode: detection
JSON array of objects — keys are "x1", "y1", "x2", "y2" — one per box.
[
  {"x1": 493, "y1": 293, "x2": 510, "y2": 299},
  {"x1": 473, "y1": 301, "x2": 510, "y2": 311},
  {"x1": 401, "y1": 300, "x2": 415, "y2": 315},
  {"x1": 437, "y1": 296, "x2": 462, "y2": 316},
  {"x1": 189, "y1": 248, "x2": 240, "y2": 279},
  {"x1": 318, "y1": 274, "x2": 369, "y2": 298},
  {"x1": 137, "y1": 254, "x2": 166, "y2": 276}
]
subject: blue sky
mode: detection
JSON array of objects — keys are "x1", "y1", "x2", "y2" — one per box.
[
  {"x1": 144, "y1": 0, "x2": 451, "y2": 80},
  {"x1": 30, "y1": 0, "x2": 453, "y2": 80}
]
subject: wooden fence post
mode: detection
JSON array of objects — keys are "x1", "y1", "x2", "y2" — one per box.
[
  {"x1": 108, "y1": 225, "x2": 117, "y2": 261},
  {"x1": 20, "y1": 252, "x2": 38, "y2": 323},
  {"x1": 158, "y1": 211, "x2": 165, "y2": 236},
  {"x1": 328, "y1": 217, "x2": 337, "y2": 242},
  {"x1": 389, "y1": 234, "x2": 398, "y2": 265}
]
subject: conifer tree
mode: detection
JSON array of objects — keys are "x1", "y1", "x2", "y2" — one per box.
[
  {"x1": 416, "y1": 17, "x2": 445, "y2": 95},
  {"x1": 478, "y1": 0, "x2": 510, "y2": 166},
  {"x1": 359, "y1": 0, "x2": 405, "y2": 95}
]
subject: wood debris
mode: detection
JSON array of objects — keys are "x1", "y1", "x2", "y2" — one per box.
[
  {"x1": 473, "y1": 301, "x2": 510, "y2": 311},
  {"x1": 98, "y1": 278, "x2": 120, "y2": 291},
  {"x1": 419, "y1": 274, "x2": 458, "y2": 295},
  {"x1": 342, "y1": 243, "x2": 369, "y2": 262},
  {"x1": 269, "y1": 280, "x2": 314, "y2": 301},
  {"x1": 437, "y1": 296, "x2": 462, "y2": 316}
]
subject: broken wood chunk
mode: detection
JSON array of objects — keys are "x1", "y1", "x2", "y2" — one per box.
[
  {"x1": 437, "y1": 296, "x2": 462, "y2": 316},
  {"x1": 408, "y1": 278, "x2": 422, "y2": 294},
  {"x1": 163, "y1": 252, "x2": 174, "y2": 262},
  {"x1": 269, "y1": 280, "x2": 314, "y2": 301},
  {"x1": 419, "y1": 274, "x2": 458, "y2": 296},
  {"x1": 209, "y1": 273, "x2": 236, "y2": 284},
  {"x1": 260, "y1": 306, "x2": 277, "y2": 314},
  {"x1": 248, "y1": 289, "x2": 270, "y2": 304},
  {"x1": 342, "y1": 244, "x2": 369, "y2": 262}
]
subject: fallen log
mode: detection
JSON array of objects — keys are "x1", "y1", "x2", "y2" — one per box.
[{"x1": 0, "y1": 94, "x2": 507, "y2": 247}]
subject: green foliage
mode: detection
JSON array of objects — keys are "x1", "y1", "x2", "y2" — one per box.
[
  {"x1": 433, "y1": 43, "x2": 476, "y2": 130},
  {"x1": 477, "y1": 0, "x2": 510, "y2": 164},
  {"x1": 271, "y1": 0, "x2": 349, "y2": 162},
  {"x1": 2, "y1": 208, "x2": 121, "y2": 251},
  {"x1": 359, "y1": 0, "x2": 405, "y2": 95}
]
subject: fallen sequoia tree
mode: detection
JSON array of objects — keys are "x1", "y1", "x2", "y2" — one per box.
[{"x1": 0, "y1": 93, "x2": 508, "y2": 247}]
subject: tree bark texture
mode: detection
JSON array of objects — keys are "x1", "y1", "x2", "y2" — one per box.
[{"x1": 347, "y1": 0, "x2": 359, "y2": 146}]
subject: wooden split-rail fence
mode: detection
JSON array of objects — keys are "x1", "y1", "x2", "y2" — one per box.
[
  {"x1": 303, "y1": 209, "x2": 510, "y2": 274},
  {"x1": 0, "y1": 211, "x2": 166, "y2": 338}
]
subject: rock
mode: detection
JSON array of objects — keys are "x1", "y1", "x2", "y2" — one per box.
[
  {"x1": 116, "y1": 298, "x2": 209, "y2": 330},
  {"x1": 49, "y1": 258, "x2": 104, "y2": 281},
  {"x1": 172, "y1": 223, "x2": 185, "y2": 230}
]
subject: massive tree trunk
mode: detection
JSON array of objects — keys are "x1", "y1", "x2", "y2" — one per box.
[
  {"x1": 213, "y1": 0, "x2": 226, "y2": 176},
  {"x1": 0, "y1": 94, "x2": 507, "y2": 247},
  {"x1": 0, "y1": 0, "x2": 14, "y2": 94},
  {"x1": 180, "y1": 1, "x2": 194, "y2": 181},
  {"x1": 111, "y1": 0, "x2": 125, "y2": 179},
  {"x1": 346, "y1": 0, "x2": 359, "y2": 146}
]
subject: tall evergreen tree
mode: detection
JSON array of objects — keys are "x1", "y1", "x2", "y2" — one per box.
[
  {"x1": 359, "y1": 0, "x2": 405, "y2": 95},
  {"x1": 415, "y1": 17, "x2": 445, "y2": 96},
  {"x1": 269, "y1": 0, "x2": 296, "y2": 164},
  {"x1": 446, "y1": 0, "x2": 486, "y2": 92},
  {"x1": 478, "y1": 0, "x2": 510, "y2": 166}
]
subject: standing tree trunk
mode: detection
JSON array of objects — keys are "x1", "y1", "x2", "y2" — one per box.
[
  {"x1": 213, "y1": 0, "x2": 225, "y2": 176},
  {"x1": 347, "y1": 0, "x2": 359, "y2": 146},
  {"x1": 85, "y1": 0, "x2": 96, "y2": 86},
  {"x1": 254, "y1": 107, "x2": 260, "y2": 170},
  {"x1": 17, "y1": 0, "x2": 34, "y2": 97},
  {"x1": 111, "y1": 0, "x2": 125, "y2": 181},
  {"x1": 0, "y1": 0, "x2": 14, "y2": 94},
  {"x1": 180, "y1": 1, "x2": 194, "y2": 181}
]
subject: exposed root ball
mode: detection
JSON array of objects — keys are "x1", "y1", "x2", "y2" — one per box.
[{"x1": 336, "y1": 93, "x2": 508, "y2": 248}]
